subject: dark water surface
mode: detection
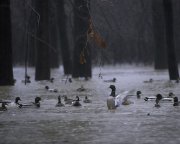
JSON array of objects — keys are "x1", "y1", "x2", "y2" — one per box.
[{"x1": 0, "y1": 66, "x2": 180, "y2": 144}]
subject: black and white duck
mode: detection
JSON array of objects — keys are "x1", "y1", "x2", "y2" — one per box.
[
  {"x1": 144, "y1": 92, "x2": 173, "y2": 102},
  {"x1": 45, "y1": 86, "x2": 58, "y2": 92},
  {"x1": 56, "y1": 96, "x2": 65, "y2": 107},
  {"x1": 107, "y1": 85, "x2": 131, "y2": 110},
  {"x1": 72, "y1": 96, "x2": 81, "y2": 106}
]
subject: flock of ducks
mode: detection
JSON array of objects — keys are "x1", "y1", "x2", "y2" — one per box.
[
  {"x1": 0, "y1": 90, "x2": 92, "y2": 111},
  {"x1": 107, "y1": 84, "x2": 180, "y2": 110},
  {"x1": 1, "y1": 75, "x2": 180, "y2": 112},
  {"x1": 0, "y1": 96, "x2": 42, "y2": 111}
]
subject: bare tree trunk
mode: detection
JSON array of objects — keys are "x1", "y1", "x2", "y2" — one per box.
[
  {"x1": 35, "y1": 0, "x2": 50, "y2": 80},
  {"x1": 0, "y1": 0, "x2": 14, "y2": 85},
  {"x1": 56, "y1": 0, "x2": 72, "y2": 74},
  {"x1": 163, "y1": 0, "x2": 179, "y2": 80},
  {"x1": 72, "y1": 0, "x2": 92, "y2": 78},
  {"x1": 48, "y1": 0, "x2": 59, "y2": 68},
  {"x1": 152, "y1": 0, "x2": 167, "y2": 69}
]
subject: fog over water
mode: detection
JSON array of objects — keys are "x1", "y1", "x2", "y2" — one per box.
[{"x1": 0, "y1": 65, "x2": 180, "y2": 144}]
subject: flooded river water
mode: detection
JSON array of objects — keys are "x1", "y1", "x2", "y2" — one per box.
[{"x1": 0, "y1": 65, "x2": 180, "y2": 144}]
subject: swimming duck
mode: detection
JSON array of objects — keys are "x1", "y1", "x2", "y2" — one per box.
[
  {"x1": 144, "y1": 93, "x2": 173, "y2": 102},
  {"x1": 144, "y1": 78, "x2": 153, "y2": 83},
  {"x1": 83, "y1": 96, "x2": 92, "y2": 103},
  {"x1": 155, "y1": 94, "x2": 163, "y2": 107},
  {"x1": 72, "y1": 96, "x2": 81, "y2": 106},
  {"x1": 77, "y1": 85, "x2": 86, "y2": 92},
  {"x1": 168, "y1": 92, "x2": 175, "y2": 98},
  {"x1": 0, "y1": 103, "x2": 8, "y2": 111},
  {"x1": 18, "y1": 97, "x2": 41, "y2": 108},
  {"x1": 50, "y1": 78, "x2": 54, "y2": 83},
  {"x1": 45, "y1": 86, "x2": 58, "y2": 92},
  {"x1": 173, "y1": 97, "x2": 180, "y2": 106},
  {"x1": 1, "y1": 97, "x2": 22, "y2": 108},
  {"x1": 64, "y1": 95, "x2": 74, "y2": 105},
  {"x1": 104, "y1": 78, "x2": 116, "y2": 83},
  {"x1": 107, "y1": 85, "x2": 132, "y2": 110},
  {"x1": 33, "y1": 97, "x2": 41, "y2": 107},
  {"x1": 126, "y1": 90, "x2": 141, "y2": 98},
  {"x1": 56, "y1": 96, "x2": 65, "y2": 107}
]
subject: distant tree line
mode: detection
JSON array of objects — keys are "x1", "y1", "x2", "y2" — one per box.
[{"x1": 0, "y1": 0, "x2": 179, "y2": 85}]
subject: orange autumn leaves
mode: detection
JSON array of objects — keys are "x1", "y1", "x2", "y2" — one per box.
[
  {"x1": 80, "y1": 51, "x2": 86, "y2": 64},
  {"x1": 80, "y1": 18, "x2": 107, "y2": 64},
  {"x1": 87, "y1": 18, "x2": 107, "y2": 49}
]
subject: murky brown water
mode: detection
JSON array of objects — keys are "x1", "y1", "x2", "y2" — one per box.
[{"x1": 0, "y1": 66, "x2": 180, "y2": 144}]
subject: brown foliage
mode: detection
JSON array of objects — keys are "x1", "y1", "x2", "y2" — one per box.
[
  {"x1": 80, "y1": 51, "x2": 86, "y2": 64},
  {"x1": 88, "y1": 18, "x2": 107, "y2": 48}
]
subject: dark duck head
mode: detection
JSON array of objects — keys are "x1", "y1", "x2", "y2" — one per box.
[
  {"x1": 173, "y1": 97, "x2": 179, "y2": 106},
  {"x1": 155, "y1": 94, "x2": 162, "y2": 107},
  {"x1": 136, "y1": 91, "x2": 142, "y2": 99},
  {"x1": 15, "y1": 97, "x2": 22, "y2": 108},
  {"x1": 72, "y1": 96, "x2": 81, "y2": 106},
  {"x1": 15, "y1": 97, "x2": 21, "y2": 104},
  {"x1": 109, "y1": 85, "x2": 116, "y2": 97},
  {"x1": 45, "y1": 86, "x2": 49, "y2": 90}
]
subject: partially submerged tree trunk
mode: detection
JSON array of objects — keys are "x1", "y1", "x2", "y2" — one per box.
[
  {"x1": 35, "y1": 0, "x2": 50, "y2": 80},
  {"x1": 49, "y1": 0, "x2": 59, "y2": 68},
  {"x1": 56, "y1": 0, "x2": 72, "y2": 74},
  {"x1": 0, "y1": 0, "x2": 14, "y2": 85},
  {"x1": 152, "y1": 0, "x2": 167, "y2": 69},
  {"x1": 163, "y1": 0, "x2": 179, "y2": 80},
  {"x1": 72, "y1": 0, "x2": 92, "y2": 78}
]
